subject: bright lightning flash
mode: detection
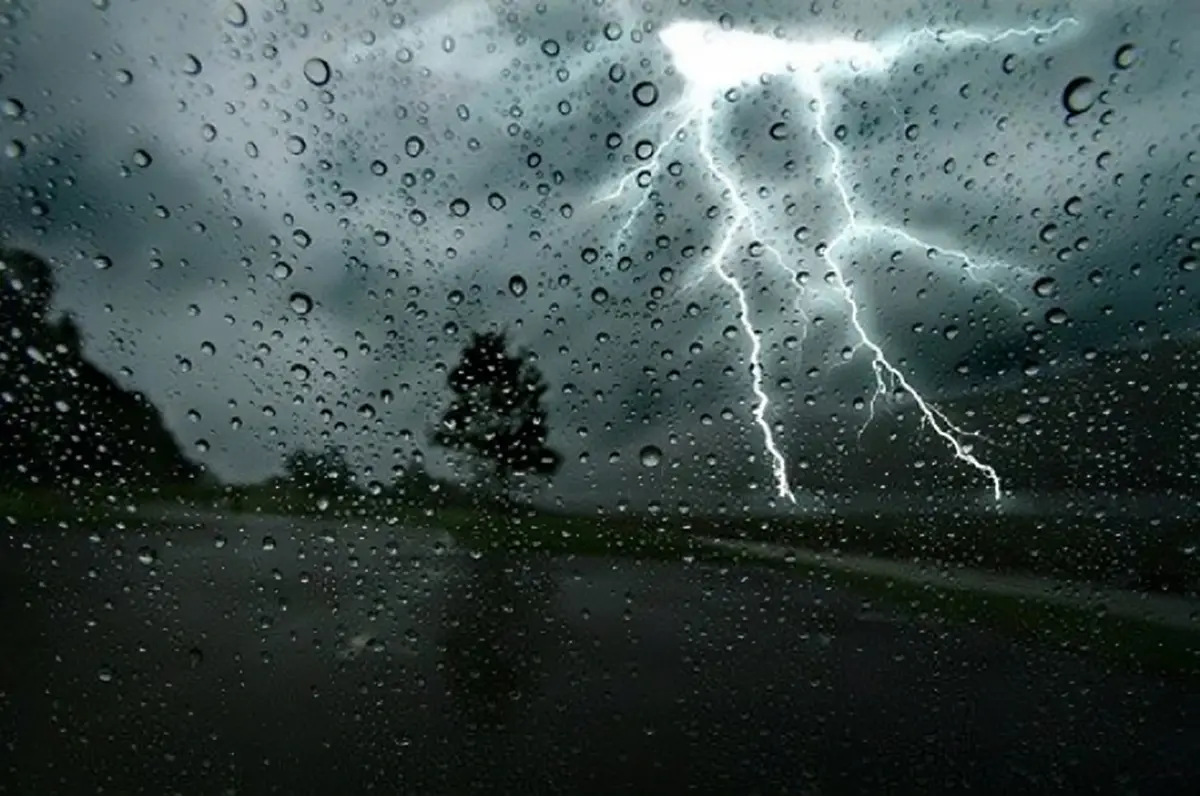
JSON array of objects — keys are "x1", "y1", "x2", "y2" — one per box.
[{"x1": 594, "y1": 17, "x2": 1077, "y2": 504}]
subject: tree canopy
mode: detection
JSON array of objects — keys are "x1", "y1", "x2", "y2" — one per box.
[{"x1": 433, "y1": 330, "x2": 562, "y2": 501}]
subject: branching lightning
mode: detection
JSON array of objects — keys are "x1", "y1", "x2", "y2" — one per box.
[{"x1": 593, "y1": 16, "x2": 1078, "y2": 504}]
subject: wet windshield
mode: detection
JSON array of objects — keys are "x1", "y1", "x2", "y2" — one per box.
[{"x1": 2, "y1": 0, "x2": 1198, "y2": 793}]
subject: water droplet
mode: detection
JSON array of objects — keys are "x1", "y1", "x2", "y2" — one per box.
[
  {"x1": 1039, "y1": 223, "x2": 1058, "y2": 243},
  {"x1": 1113, "y1": 43, "x2": 1138, "y2": 70},
  {"x1": 3, "y1": 139, "x2": 24, "y2": 158},
  {"x1": 904, "y1": 123, "x2": 920, "y2": 141},
  {"x1": 1032, "y1": 276, "x2": 1057, "y2": 297},
  {"x1": 632, "y1": 81, "x2": 659, "y2": 107},
  {"x1": 225, "y1": 2, "x2": 248, "y2": 27},
  {"x1": 182, "y1": 53, "x2": 202, "y2": 75},
  {"x1": 768, "y1": 122, "x2": 788, "y2": 141},
  {"x1": 487, "y1": 192, "x2": 507, "y2": 210},
  {"x1": 93, "y1": 255, "x2": 113, "y2": 270},
  {"x1": 1180, "y1": 256, "x2": 1197, "y2": 273},
  {"x1": 2, "y1": 98, "x2": 25, "y2": 119},
  {"x1": 1063, "y1": 196, "x2": 1083, "y2": 217},
  {"x1": 639, "y1": 445, "x2": 662, "y2": 467},
  {"x1": 273, "y1": 262, "x2": 292, "y2": 280},
  {"x1": 289, "y1": 292, "x2": 313, "y2": 315},
  {"x1": 591, "y1": 287, "x2": 609, "y2": 305},
  {"x1": 1044, "y1": 307, "x2": 1069, "y2": 325},
  {"x1": 136, "y1": 546, "x2": 157, "y2": 565},
  {"x1": 370, "y1": 159, "x2": 387, "y2": 176},
  {"x1": 291, "y1": 363, "x2": 310, "y2": 381},
  {"x1": 98, "y1": 667, "x2": 114, "y2": 683},
  {"x1": 509, "y1": 275, "x2": 527, "y2": 297},
  {"x1": 404, "y1": 135, "x2": 425, "y2": 157},
  {"x1": 189, "y1": 647, "x2": 204, "y2": 668},
  {"x1": 449, "y1": 198, "x2": 470, "y2": 217},
  {"x1": 262, "y1": 536, "x2": 276, "y2": 551},
  {"x1": 286, "y1": 135, "x2": 307, "y2": 155},
  {"x1": 1062, "y1": 76, "x2": 1096, "y2": 115},
  {"x1": 634, "y1": 139, "x2": 655, "y2": 160},
  {"x1": 541, "y1": 39, "x2": 560, "y2": 57},
  {"x1": 303, "y1": 57, "x2": 331, "y2": 87}
]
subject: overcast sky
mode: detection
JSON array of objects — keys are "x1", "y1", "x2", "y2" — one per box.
[{"x1": 1, "y1": 0, "x2": 1196, "y2": 511}]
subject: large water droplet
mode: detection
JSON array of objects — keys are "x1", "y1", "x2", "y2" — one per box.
[
  {"x1": 1062, "y1": 76, "x2": 1096, "y2": 115},
  {"x1": 632, "y1": 81, "x2": 659, "y2": 107},
  {"x1": 303, "y1": 57, "x2": 331, "y2": 87},
  {"x1": 182, "y1": 53, "x2": 203, "y2": 76},
  {"x1": 1032, "y1": 276, "x2": 1057, "y2": 297},
  {"x1": 509, "y1": 275, "x2": 527, "y2": 297},
  {"x1": 225, "y1": 2, "x2": 248, "y2": 27},
  {"x1": 289, "y1": 292, "x2": 313, "y2": 315},
  {"x1": 1044, "y1": 307, "x2": 1069, "y2": 325},
  {"x1": 639, "y1": 445, "x2": 662, "y2": 467},
  {"x1": 404, "y1": 135, "x2": 425, "y2": 157}
]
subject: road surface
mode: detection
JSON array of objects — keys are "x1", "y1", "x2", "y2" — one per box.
[{"x1": 2, "y1": 513, "x2": 1198, "y2": 794}]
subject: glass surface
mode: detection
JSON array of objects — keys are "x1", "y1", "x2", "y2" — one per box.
[{"x1": 2, "y1": 0, "x2": 1198, "y2": 792}]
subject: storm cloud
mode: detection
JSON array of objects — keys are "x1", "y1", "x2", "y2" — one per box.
[{"x1": 1, "y1": 0, "x2": 1196, "y2": 511}]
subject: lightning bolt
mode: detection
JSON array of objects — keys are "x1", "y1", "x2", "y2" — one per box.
[{"x1": 594, "y1": 17, "x2": 1079, "y2": 504}]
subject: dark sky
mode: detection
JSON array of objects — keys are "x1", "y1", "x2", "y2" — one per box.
[{"x1": 1, "y1": 0, "x2": 1196, "y2": 511}]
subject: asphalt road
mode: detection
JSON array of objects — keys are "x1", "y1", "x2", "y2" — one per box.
[{"x1": 2, "y1": 514, "x2": 1198, "y2": 795}]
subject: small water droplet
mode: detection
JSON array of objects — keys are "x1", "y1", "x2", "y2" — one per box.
[
  {"x1": 487, "y1": 192, "x2": 507, "y2": 210},
  {"x1": 591, "y1": 287, "x2": 609, "y2": 305},
  {"x1": 449, "y1": 197, "x2": 470, "y2": 217},
  {"x1": 541, "y1": 39, "x2": 560, "y2": 57},
  {"x1": 404, "y1": 135, "x2": 425, "y2": 157},
  {"x1": 508, "y1": 275, "x2": 527, "y2": 297},
  {"x1": 136, "y1": 546, "x2": 157, "y2": 565},
  {"x1": 286, "y1": 135, "x2": 307, "y2": 155},
  {"x1": 1113, "y1": 43, "x2": 1138, "y2": 70},
  {"x1": 2, "y1": 98, "x2": 25, "y2": 119}
]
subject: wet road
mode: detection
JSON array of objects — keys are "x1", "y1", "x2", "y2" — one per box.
[{"x1": 2, "y1": 514, "x2": 1198, "y2": 795}]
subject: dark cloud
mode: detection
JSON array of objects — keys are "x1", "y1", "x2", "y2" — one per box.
[{"x1": 1, "y1": 0, "x2": 1196, "y2": 509}]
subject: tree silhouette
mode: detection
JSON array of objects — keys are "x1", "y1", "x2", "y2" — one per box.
[
  {"x1": 1, "y1": 247, "x2": 200, "y2": 491},
  {"x1": 433, "y1": 331, "x2": 562, "y2": 504}
]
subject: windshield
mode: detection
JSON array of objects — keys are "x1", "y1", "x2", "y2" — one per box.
[{"x1": 3, "y1": 0, "x2": 1197, "y2": 793}]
